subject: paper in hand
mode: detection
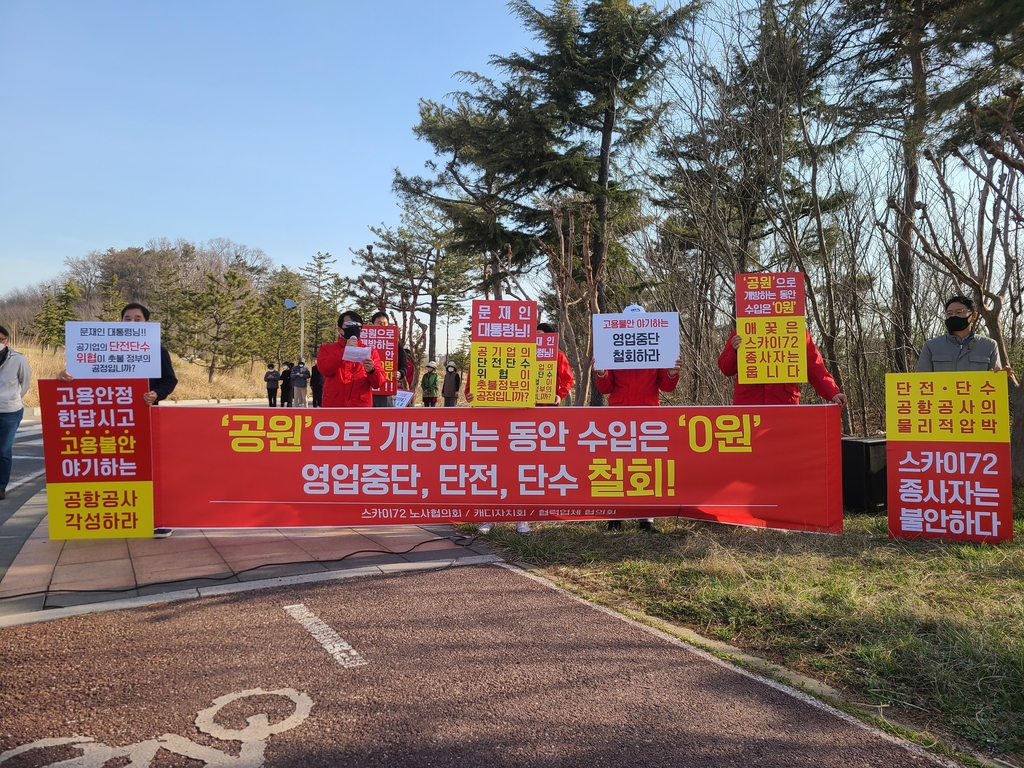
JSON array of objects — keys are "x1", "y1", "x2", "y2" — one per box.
[{"x1": 342, "y1": 345, "x2": 372, "y2": 363}]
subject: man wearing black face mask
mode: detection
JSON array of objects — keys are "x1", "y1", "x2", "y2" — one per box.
[
  {"x1": 317, "y1": 311, "x2": 384, "y2": 407},
  {"x1": 917, "y1": 295, "x2": 1002, "y2": 372}
]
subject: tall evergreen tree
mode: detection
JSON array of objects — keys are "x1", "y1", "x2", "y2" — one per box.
[{"x1": 300, "y1": 252, "x2": 340, "y2": 361}]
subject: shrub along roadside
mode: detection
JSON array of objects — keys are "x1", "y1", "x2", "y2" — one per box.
[{"x1": 474, "y1": 490, "x2": 1024, "y2": 761}]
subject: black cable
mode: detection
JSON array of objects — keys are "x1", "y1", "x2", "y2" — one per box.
[{"x1": 0, "y1": 529, "x2": 489, "y2": 604}]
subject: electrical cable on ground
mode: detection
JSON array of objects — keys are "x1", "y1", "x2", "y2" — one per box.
[{"x1": 0, "y1": 529, "x2": 491, "y2": 604}]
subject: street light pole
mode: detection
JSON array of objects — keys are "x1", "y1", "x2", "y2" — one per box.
[{"x1": 284, "y1": 298, "x2": 304, "y2": 361}]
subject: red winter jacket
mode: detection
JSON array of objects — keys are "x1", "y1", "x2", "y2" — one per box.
[
  {"x1": 317, "y1": 340, "x2": 384, "y2": 407},
  {"x1": 717, "y1": 329, "x2": 840, "y2": 405},
  {"x1": 554, "y1": 350, "x2": 575, "y2": 402},
  {"x1": 594, "y1": 366, "x2": 679, "y2": 406}
]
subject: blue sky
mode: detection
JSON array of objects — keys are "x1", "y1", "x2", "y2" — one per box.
[{"x1": 0, "y1": 1, "x2": 533, "y2": 292}]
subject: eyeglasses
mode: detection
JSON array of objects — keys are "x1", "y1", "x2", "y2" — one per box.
[{"x1": 945, "y1": 308, "x2": 972, "y2": 318}]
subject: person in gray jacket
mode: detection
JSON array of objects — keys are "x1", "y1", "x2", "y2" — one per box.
[
  {"x1": 916, "y1": 295, "x2": 1001, "y2": 372},
  {"x1": 0, "y1": 324, "x2": 32, "y2": 501}
]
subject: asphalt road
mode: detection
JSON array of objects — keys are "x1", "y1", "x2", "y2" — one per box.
[
  {"x1": 0, "y1": 564, "x2": 952, "y2": 768},
  {"x1": 0, "y1": 419, "x2": 46, "y2": 579}
]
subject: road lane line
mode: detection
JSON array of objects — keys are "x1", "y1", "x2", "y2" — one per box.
[{"x1": 283, "y1": 603, "x2": 367, "y2": 668}]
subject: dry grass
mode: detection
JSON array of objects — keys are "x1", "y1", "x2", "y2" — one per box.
[{"x1": 16, "y1": 343, "x2": 264, "y2": 407}]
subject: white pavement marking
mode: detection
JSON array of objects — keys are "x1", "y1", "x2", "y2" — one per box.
[
  {"x1": 14, "y1": 438, "x2": 43, "y2": 446},
  {"x1": 12, "y1": 455, "x2": 45, "y2": 460},
  {"x1": 5, "y1": 469, "x2": 46, "y2": 490},
  {"x1": 283, "y1": 602, "x2": 368, "y2": 668}
]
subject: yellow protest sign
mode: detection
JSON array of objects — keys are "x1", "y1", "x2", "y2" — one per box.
[
  {"x1": 470, "y1": 341, "x2": 537, "y2": 407},
  {"x1": 47, "y1": 481, "x2": 155, "y2": 539},
  {"x1": 736, "y1": 317, "x2": 807, "y2": 384},
  {"x1": 886, "y1": 372, "x2": 1009, "y2": 443}
]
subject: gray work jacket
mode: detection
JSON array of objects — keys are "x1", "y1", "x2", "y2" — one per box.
[{"x1": 916, "y1": 333, "x2": 999, "y2": 372}]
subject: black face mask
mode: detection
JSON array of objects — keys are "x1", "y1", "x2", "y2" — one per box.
[
  {"x1": 342, "y1": 325, "x2": 361, "y2": 340},
  {"x1": 945, "y1": 316, "x2": 971, "y2": 334}
]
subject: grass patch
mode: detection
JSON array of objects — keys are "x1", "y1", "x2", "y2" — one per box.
[{"x1": 473, "y1": 499, "x2": 1024, "y2": 760}]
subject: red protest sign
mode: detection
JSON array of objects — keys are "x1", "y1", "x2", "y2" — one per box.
[
  {"x1": 735, "y1": 273, "x2": 805, "y2": 318},
  {"x1": 362, "y1": 325, "x2": 399, "y2": 396},
  {"x1": 39, "y1": 378, "x2": 155, "y2": 538},
  {"x1": 885, "y1": 372, "x2": 1013, "y2": 543}
]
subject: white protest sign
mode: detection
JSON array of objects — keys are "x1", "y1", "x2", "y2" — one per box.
[
  {"x1": 342, "y1": 345, "x2": 372, "y2": 363},
  {"x1": 394, "y1": 390, "x2": 414, "y2": 408},
  {"x1": 592, "y1": 312, "x2": 680, "y2": 370},
  {"x1": 64, "y1": 321, "x2": 162, "y2": 379}
]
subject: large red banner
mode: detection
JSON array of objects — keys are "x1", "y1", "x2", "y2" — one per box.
[{"x1": 152, "y1": 405, "x2": 843, "y2": 532}]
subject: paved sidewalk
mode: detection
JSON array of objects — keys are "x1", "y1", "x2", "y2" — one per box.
[{"x1": 0, "y1": 489, "x2": 493, "y2": 618}]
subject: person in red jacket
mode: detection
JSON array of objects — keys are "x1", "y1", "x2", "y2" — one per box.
[
  {"x1": 594, "y1": 305, "x2": 682, "y2": 532},
  {"x1": 537, "y1": 322, "x2": 575, "y2": 406},
  {"x1": 317, "y1": 311, "x2": 384, "y2": 408},
  {"x1": 717, "y1": 329, "x2": 848, "y2": 407}
]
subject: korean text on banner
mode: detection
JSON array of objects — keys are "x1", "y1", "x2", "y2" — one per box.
[
  {"x1": 735, "y1": 272, "x2": 805, "y2": 318},
  {"x1": 39, "y1": 378, "x2": 155, "y2": 539},
  {"x1": 152, "y1": 405, "x2": 843, "y2": 535},
  {"x1": 886, "y1": 372, "x2": 1013, "y2": 543},
  {"x1": 469, "y1": 300, "x2": 537, "y2": 407},
  {"x1": 535, "y1": 332, "x2": 559, "y2": 405},
  {"x1": 592, "y1": 313, "x2": 680, "y2": 370},
  {"x1": 363, "y1": 325, "x2": 399, "y2": 396},
  {"x1": 736, "y1": 316, "x2": 808, "y2": 384},
  {"x1": 64, "y1": 321, "x2": 162, "y2": 380}
]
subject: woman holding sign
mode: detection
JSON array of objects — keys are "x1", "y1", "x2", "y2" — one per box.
[{"x1": 317, "y1": 311, "x2": 383, "y2": 408}]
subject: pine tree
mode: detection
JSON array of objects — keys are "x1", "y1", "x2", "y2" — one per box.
[
  {"x1": 300, "y1": 252, "x2": 339, "y2": 361},
  {"x1": 98, "y1": 274, "x2": 125, "y2": 321}
]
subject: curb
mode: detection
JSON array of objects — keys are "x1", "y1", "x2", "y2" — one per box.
[{"x1": 0, "y1": 554, "x2": 504, "y2": 628}]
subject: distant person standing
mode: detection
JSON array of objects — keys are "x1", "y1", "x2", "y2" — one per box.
[
  {"x1": 264, "y1": 364, "x2": 281, "y2": 407},
  {"x1": 279, "y1": 362, "x2": 293, "y2": 407},
  {"x1": 421, "y1": 362, "x2": 439, "y2": 407},
  {"x1": 311, "y1": 361, "x2": 324, "y2": 407},
  {"x1": 291, "y1": 359, "x2": 311, "y2": 407},
  {"x1": 441, "y1": 363, "x2": 461, "y2": 407},
  {"x1": 0, "y1": 324, "x2": 31, "y2": 501}
]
